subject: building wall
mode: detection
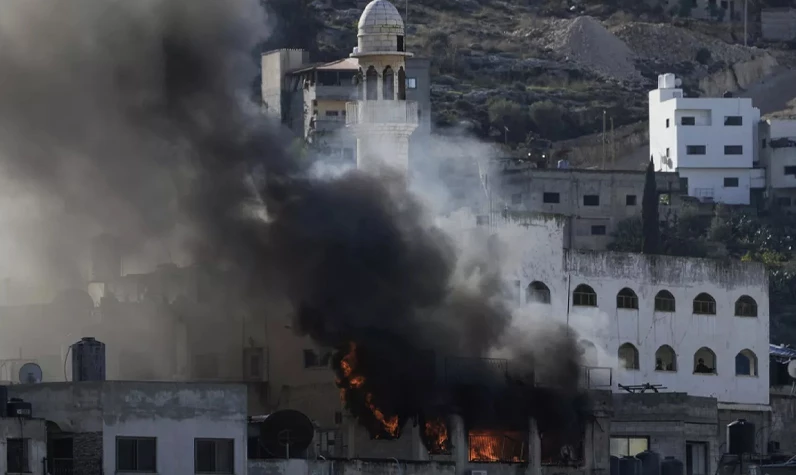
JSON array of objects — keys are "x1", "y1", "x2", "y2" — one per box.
[
  {"x1": 769, "y1": 388, "x2": 796, "y2": 451},
  {"x1": 488, "y1": 215, "x2": 771, "y2": 405},
  {"x1": 0, "y1": 418, "x2": 47, "y2": 475},
  {"x1": 498, "y1": 168, "x2": 684, "y2": 250},
  {"x1": 260, "y1": 49, "x2": 309, "y2": 119},
  {"x1": 9, "y1": 382, "x2": 247, "y2": 475},
  {"x1": 249, "y1": 459, "x2": 457, "y2": 475},
  {"x1": 762, "y1": 8, "x2": 796, "y2": 42}
]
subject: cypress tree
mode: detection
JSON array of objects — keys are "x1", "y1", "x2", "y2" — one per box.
[{"x1": 642, "y1": 158, "x2": 659, "y2": 254}]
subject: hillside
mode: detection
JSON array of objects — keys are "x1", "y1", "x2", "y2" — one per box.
[{"x1": 264, "y1": 0, "x2": 795, "y2": 161}]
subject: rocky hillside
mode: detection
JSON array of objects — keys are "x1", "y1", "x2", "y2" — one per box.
[{"x1": 270, "y1": 0, "x2": 793, "y2": 162}]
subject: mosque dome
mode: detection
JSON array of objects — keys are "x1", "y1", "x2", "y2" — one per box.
[{"x1": 358, "y1": 0, "x2": 404, "y2": 35}]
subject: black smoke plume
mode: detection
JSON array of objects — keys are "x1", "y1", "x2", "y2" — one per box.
[{"x1": 0, "y1": 0, "x2": 587, "y2": 444}]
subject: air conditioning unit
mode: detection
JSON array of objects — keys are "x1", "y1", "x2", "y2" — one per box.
[{"x1": 471, "y1": 471, "x2": 487, "y2": 475}]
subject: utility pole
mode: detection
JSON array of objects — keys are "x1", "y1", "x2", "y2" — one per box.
[
  {"x1": 611, "y1": 117, "x2": 615, "y2": 169},
  {"x1": 743, "y1": 0, "x2": 748, "y2": 47},
  {"x1": 602, "y1": 110, "x2": 607, "y2": 170}
]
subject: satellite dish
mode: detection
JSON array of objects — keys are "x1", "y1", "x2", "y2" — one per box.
[
  {"x1": 258, "y1": 409, "x2": 315, "y2": 459},
  {"x1": 18, "y1": 363, "x2": 43, "y2": 384},
  {"x1": 786, "y1": 360, "x2": 796, "y2": 379}
]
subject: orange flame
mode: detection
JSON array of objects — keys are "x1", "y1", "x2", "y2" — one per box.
[
  {"x1": 424, "y1": 418, "x2": 449, "y2": 454},
  {"x1": 468, "y1": 430, "x2": 526, "y2": 463},
  {"x1": 336, "y1": 342, "x2": 400, "y2": 438}
]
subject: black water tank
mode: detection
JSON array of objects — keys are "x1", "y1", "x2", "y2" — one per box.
[
  {"x1": 611, "y1": 456, "x2": 621, "y2": 475},
  {"x1": 619, "y1": 456, "x2": 642, "y2": 475},
  {"x1": 637, "y1": 450, "x2": 662, "y2": 475},
  {"x1": 6, "y1": 398, "x2": 32, "y2": 418},
  {"x1": 71, "y1": 337, "x2": 106, "y2": 382},
  {"x1": 0, "y1": 386, "x2": 7, "y2": 418},
  {"x1": 661, "y1": 456, "x2": 684, "y2": 475},
  {"x1": 727, "y1": 419, "x2": 756, "y2": 455}
]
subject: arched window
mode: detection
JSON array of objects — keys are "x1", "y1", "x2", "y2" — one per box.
[
  {"x1": 573, "y1": 284, "x2": 597, "y2": 307},
  {"x1": 527, "y1": 281, "x2": 551, "y2": 304},
  {"x1": 383, "y1": 66, "x2": 394, "y2": 100},
  {"x1": 618, "y1": 343, "x2": 639, "y2": 370},
  {"x1": 735, "y1": 295, "x2": 758, "y2": 317},
  {"x1": 693, "y1": 347, "x2": 717, "y2": 374},
  {"x1": 356, "y1": 68, "x2": 364, "y2": 100},
  {"x1": 654, "y1": 290, "x2": 675, "y2": 312},
  {"x1": 735, "y1": 349, "x2": 758, "y2": 376},
  {"x1": 693, "y1": 293, "x2": 716, "y2": 315},
  {"x1": 655, "y1": 345, "x2": 677, "y2": 372},
  {"x1": 365, "y1": 66, "x2": 378, "y2": 100},
  {"x1": 617, "y1": 288, "x2": 638, "y2": 310},
  {"x1": 398, "y1": 67, "x2": 406, "y2": 100},
  {"x1": 579, "y1": 340, "x2": 598, "y2": 366}
]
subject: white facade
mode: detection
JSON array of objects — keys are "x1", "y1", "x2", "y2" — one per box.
[
  {"x1": 475, "y1": 215, "x2": 770, "y2": 406},
  {"x1": 649, "y1": 73, "x2": 762, "y2": 205},
  {"x1": 347, "y1": 0, "x2": 418, "y2": 175},
  {"x1": 760, "y1": 120, "x2": 796, "y2": 199}
]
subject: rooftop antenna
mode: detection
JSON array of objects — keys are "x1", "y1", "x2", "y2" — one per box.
[{"x1": 18, "y1": 363, "x2": 43, "y2": 384}]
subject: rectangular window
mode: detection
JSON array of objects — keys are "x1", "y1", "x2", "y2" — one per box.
[
  {"x1": 397, "y1": 35, "x2": 405, "y2": 52},
  {"x1": 610, "y1": 437, "x2": 649, "y2": 457},
  {"x1": 542, "y1": 192, "x2": 560, "y2": 204},
  {"x1": 591, "y1": 225, "x2": 607, "y2": 236},
  {"x1": 303, "y1": 349, "x2": 332, "y2": 369},
  {"x1": 7, "y1": 438, "x2": 29, "y2": 473},
  {"x1": 785, "y1": 166, "x2": 796, "y2": 175},
  {"x1": 681, "y1": 116, "x2": 696, "y2": 126},
  {"x1": 583, "y1": 195, "x2": 600, "y2": 206},
  {"x1": 665, "y1": 147, "x2": 670, "y2": 157},
  {"x1": 324, "y1": 110, "x2": 339, "y2": 117},
  {"x1": 117, "y1": 437, "x2": 157, "y2": 472},
  {"x1": 511, "y1": 193, "x2": 522, "y2": 205},
  {"x1": 625, "y1": 195, "x2": 637, "y2": 206},
  {"x1": 665, "y1": 118, "x2": 670, "y2": 128},
  {"x1": 723, "y1": 177, "x2": 739, "y2": 187},
  {"x1": 195, "y1": 439, "x2": 234, "y2": 474},
  {"x1": 777, "y1": 197, "x2": 791, "y2": 207},
  {"x1": 724, "y1": 115, "x2": 743, "y2": 126},
  {"x1": 243, "y1": 347, "x2": 264, "y2": 380},
  {"x1": 762, "y1": 139, "x2": 767, "y2": 149},
  {"x1": 724, "y1": 145, "x2": 743, "y2": 155},
  {"x1": 406, "y1": 77, "x2": 417, "y2": 89},
  {"x1": 686, "y1": 145, "x2": 706, "y2": 155}
]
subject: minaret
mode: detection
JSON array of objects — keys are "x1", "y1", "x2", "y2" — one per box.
[{"x1": 346, "y1": 0, "x2": 418, "y2": 176}]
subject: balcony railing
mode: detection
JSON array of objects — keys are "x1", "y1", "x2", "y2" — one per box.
[{"x1": 345, "y1": 100, "x2": 419, "y2": 126}]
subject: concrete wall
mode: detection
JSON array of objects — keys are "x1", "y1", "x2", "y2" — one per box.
[
  {"x1": 249, "y1": 459, "x2": 457, "y2": 475},
  {"x1": 762, "y1": 9, "x2": 796, "y2": 42},
  {"x1": 9, "y1": 381, "x2": 247, "y2": 475},
  {"x1": 498, "y1": 167, "x2": 684, "y2": 250},
  {"x1": 769, "y1": 388, "x2": 796, "y2": 452},
  {"x1": 0, "y1": 418, "x2": 46, "y2": 475}
]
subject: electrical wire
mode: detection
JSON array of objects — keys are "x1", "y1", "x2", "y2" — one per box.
[{"x1": 63, "y1": 345, "x2": 72, "y2": 382}]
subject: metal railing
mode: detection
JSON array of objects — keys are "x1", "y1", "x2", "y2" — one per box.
[{"x1": 345, "y1": 101, "x2": 419, "y2": 126}]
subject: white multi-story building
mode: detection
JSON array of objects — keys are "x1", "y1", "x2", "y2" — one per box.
[
  {"x1": 760, "y1": 119, "x2": 796, "y2": 211},
  {"x1": 479, "y1": 215, "x2": 770, "y2": 407},
  {"x1": 649, "y1": 73, "x2": 765, "y2": 205}
]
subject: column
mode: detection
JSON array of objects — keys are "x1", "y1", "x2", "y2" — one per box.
[
  {"x1": 528, "y1": 417, "x2": 541, "y2": 475},
  {"x1": 450, "y1": 414, "x2": 467, "y2": 475}
]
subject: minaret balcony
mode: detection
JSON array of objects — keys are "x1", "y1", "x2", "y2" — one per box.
[{"x1": 345, "y1": 100, "x2": 418, "y2": 127}]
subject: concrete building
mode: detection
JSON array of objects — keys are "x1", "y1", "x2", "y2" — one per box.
[
  {"x1": 491, "y1": 163, "x2": 686, "y2": 250},
  {"x1": 649, "y1": 73, "x2": 765, "y2": 206},
  {"x1": 0, "y1": 414, "x2": 46, "y2": 475},
  {"x1": 759, "y1": 119, "x2": 796, "y2": 211},
  {"x1": 8, "y1": 381, "x2": 247, "y2": 475},
  {"x1": 761, "y1": 8, "x2": 796, "y2": 42}
]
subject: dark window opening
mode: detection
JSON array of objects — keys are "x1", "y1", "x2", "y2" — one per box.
[
  {"x1": 365, "y1": 66, "x2": 378, "y2": 100},
  {"x1": 583, "y1": 194, "x2": 600, "y2": 206},
  {"x1": 397, "y1": 35, "x2": 405, "y2": 52},
  {"x1": 383, "y1": 66, "x2": 394, "y2": 100},
  {"x1": 686, "y1": 145, "x2": 706, "y2": 155},
  {"x1": 303, "y1": 349, "x2": 332, "y2": 368},
  {"x1": 666, "y1": 119, "x2": 670, "y2": 128},
  {"x1": 655, "y1": 290, "x2": 676, "y2": 312},
  {"x1": 540, "y1": 427, "x2": 585, "y2": 466},
  {"x1": 724, "y1": 177, "x2": 739, "y2": 187},
  {"x1": 619, "y1": 343, "x2": 640, "y2": 370},
  {"x1": 591, "y1": 225, "x2": 607, "y2": 236},
  {"x1": 785, "y1": 166, "x2": 796, "y2": 175},
  {"x1": 527, "y1": 281, "x2": 551, "y2": 304},
  {"x1": 735, "y1": 296, "x2": 758, "y2": 317},
  {"x1": 195, "y1": 439, "x2": 234, "y2": 474},
  {"x1": 617, "y1": 288, "x2": 639, "y2": 310},
  {"x1": 7, "y1": 438, "x2": 29, "y2": 473},
  {"x1": 724, "y1": 145, "x2": 743, "y2": 155},
  {"x1": 681, "y1": 116, "x2": 696, "y2": 126},
  {"x1": 762, "y1": 139, "x2": 767, "y2": 149},
  {"x1": 777, "y1": 197, "x2": 792, "y2": 207},
  {"x1": 693, "y1": 293, "x2": 716, "y2": 315},
  {"x1": 397, "y1": 68, "x2": 407, "y2": 100},
  {"x1": 543, "y1": 192, "x2": 560, "y2": 204},
  {"x1": 573, "y1": 284, "x2": 597, "y2": 307},
  {"x1": 626, "y1": 195, "x2": 637, "y2": 206},
  {"x1": 117, "y1": 437, "x2": 156, "y2": 472},
  {"x1": 724, "y1": 116, "x2": 743, "y2": 126}
]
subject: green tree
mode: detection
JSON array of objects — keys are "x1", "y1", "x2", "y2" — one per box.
[
  {"x1": 607, "y1": 216, "x2": 642, "y2": 252},
  {"x1": 641, "y1": 159, "x2": 659, "y2": 254},
  {"x1": 487, "y1": 98, "x2": 529, "y2": 144},
  {"x1": 529, "y1": 101, "x2": 566, "y2": 140}
]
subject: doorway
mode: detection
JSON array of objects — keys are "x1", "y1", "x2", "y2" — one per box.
[{"x1": 686, "y1": 441, "x2": 708, "y2": 475}]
